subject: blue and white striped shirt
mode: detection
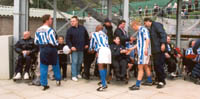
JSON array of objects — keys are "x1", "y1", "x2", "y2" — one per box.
[
  {"x1": 185, "y1": 48, "x2": 194, "y2": 55},
  {"x1": 34, "y1": 25, "x2": 58, "y2": 46},
  {"x1": 89, "y1": 31, "x2": 109, "y2": 51},
  {"x1": 137, "y1": 26, "x2": 151, "y2": 64}
]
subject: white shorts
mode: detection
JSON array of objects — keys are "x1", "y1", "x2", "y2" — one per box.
[
  {"x1": 138, "y1": 55, "x2": 150, "y2": 65},
  {"x1": 97, "y1": 47, "x2": 111, "y2": 64}
]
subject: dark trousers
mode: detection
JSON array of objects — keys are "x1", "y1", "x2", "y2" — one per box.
[
  {"x1": 152, "y1": 53, "x2": 166, "y2": 83},
  {"x1": 83, "y1": 50, "x2": 95, "y2": 78},
  {"x1": 112, "y1": 59, "x2": 128, "y2": 78},
  {"x1": 59, "y1": 62, "x2": 67, "y2": 78},
  {"x1": 165, "y1": 58, "x2": 177, "y2": 73},
  {"x1": 15, "y1": 55, "x2": 31, "y2": 74}
]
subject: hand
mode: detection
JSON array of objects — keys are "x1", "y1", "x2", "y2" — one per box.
[
  {"x1": 85, "y1": 45, "x2": 89, "y2": 49},
  {"x1": 26, "y1": 51, "x2": 31, "y2": 55},
  {"x1": 165, "y1": 53, "x2": 170, "y2": 58},
  {"x1": 71, "y1": 47, "x2": 77, "y2": 51},
  {"x1": 120, "y1": 49, "x2": 127, "y2": 54},
  {"x1": 161, "y1": 44, "x2": 165, "y2": 52},
  {"x1": 144, "y1": 48, "x2": 148, "y2": 56}
]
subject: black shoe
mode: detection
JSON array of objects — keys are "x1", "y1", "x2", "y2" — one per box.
[
  {"x1": 56, "y1": 80, "x2": 61, "y2": 86},
  {"x1": 42, "y1": 85, "x2": 50, "y2": 91},
  {"x1": 129, "y1": 85, "x2": 140, "y2": 90},
  {"x1": 97, "y1": 82, "x2": 102, "y2": 86},
  {"x1": 142, "y1": 81, "x2": 153, "y2": 86},
  {"x1": 97, "y1": 86, "x2": 107, "y2": 92},
  {"x1": 157, "y1": 82, "x2": 165, "y2": 89}
]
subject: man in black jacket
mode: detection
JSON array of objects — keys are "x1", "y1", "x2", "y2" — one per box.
[
  {"x1": 144, "y1": 18, "x2": 167, "y2": 88},
  {"x1": 66, "y1": 16, "x2": 89, "y2": 81},
  {"x1": 13, "y1": 31, "x2": 38, "y2": 80},
  {"x1": 114, "y1": 20, "x2": 130, "y2": 46}
]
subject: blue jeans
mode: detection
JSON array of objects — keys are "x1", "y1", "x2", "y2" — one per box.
[
  {"x1": 40, "y1": 58, "x2": 61, "y2": 86},
  {"x1": 71, "y1": 51, "x2": 83, "y2": 77}
]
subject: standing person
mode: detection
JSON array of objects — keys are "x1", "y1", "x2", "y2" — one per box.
[
  {"x1": 57, "y1": 35, "x2": 68, "y2": 81},
  {"x1": 114, "y1": 20, "x2": 130, "y2": 47},
  {"x1": 129, "y1": 20, "x2": 152, "y2": 90},
  {"x1": 34, "y1": 14, "x2": 62, "y2": 90},
  {"x1": 103, "y1": 18, "x2": 114, "y2": 45},
  {"x1": 194, "y1": 0, "x2": 199, "y2": 11},
  {"x1": 144, "y1": 18, "x2": 167, "y2": 88},
  {"x1": 66, "y1": 16, "x2": 89, "y2": 81},
  {"x1": 89, "y1": 25, "x2": 111, "y2": 91}
]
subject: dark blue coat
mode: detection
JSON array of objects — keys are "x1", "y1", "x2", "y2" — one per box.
[
  {"x1": 149, "y1": 22, "x2": 167, "y2": 54},
  {"x1": 65, "y1": 25, "x2": 89, "y2": 51},
  {"x1": 193, "y1": 39, "x2": 200, "y2": 54}
]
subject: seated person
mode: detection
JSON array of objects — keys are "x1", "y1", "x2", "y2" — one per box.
[
  {"x1": 165, "y1": 35, "x2": 180, "y2": 77},
  {"x1": 126, "y1": 36, "x2": 137, "y2": 77},
  {"x1": 184, "y1": 40, "x2": 197, "y2": 73},
  {"x1": 110, "y1": 36, "x2": 129, "y2": 81},
  {"x1": 57, "y1": 36, "x2": 68, "y2": 81},
  {"x1": 13, "y1": 31, "x2": 38, "y2": 80}
]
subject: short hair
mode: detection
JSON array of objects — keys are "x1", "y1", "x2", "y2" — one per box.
[
  {"x1": 71, "y1": 16, "x2": 79, "y2": 21},
  {"x1": 113, "y1": 36, "x2": 120, "y2": 40},
  {"x1": 189, "y1": 40, "x2": 194, "y2": 47},
  {"x1": 118, "y1": 20, "x2": 126, "y2": 26},
  {"x1": 131, "y1": 20, "x2": 141, "y2": 26},
  {"x1": 96, "y1": 25, "x2": 103, "y2": 32},
  {"x1": 144, "y1": 17, "x2": 153, "y2": 22},
  {"x1": 58, "y1": 35, "x2": 64, "y2": 39},
  {"x1": 42, "y1": 14, "x2": 51, "y2": 23}
]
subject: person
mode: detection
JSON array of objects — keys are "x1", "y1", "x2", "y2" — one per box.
[
  {"x1": 66, "y1": 16, "x2": 89, "y2": 81},
  {"x1": 13, "y1": 31, "x2": 38, "y2": 80},
  {"x1": 89, "y1": 25, "x2": 111, "y2": 91},
  {"x1": 193, "y1": 39, "x2": 200, "y2": 55},
  {"x1": 144, "y1": 18, "x2": 167, "y2": 88},
  {"x1": 129, "y1": 20, "x2": 152, "y2": 90},
  {"x1": 138, "y1": 7, "x2": 143, "y2": 16},
  {"x1": 194, "y1": 0, "x2": 199, "y2": 11},
  {"x1": 110, "y1": 36, "x2": 129, "y2": 81},
  {"x1": 103, "y1": 18, "x2": 114, "y2": 45},
  {"x1": 34, "y1": 14, "x2": 62, "y2": 90},
  {"x1": 114, "y1": 20, "x2": 130, "y2": 47},
  {"x1": 57, "y1": 35, "x2": 68, "y2": 81},
  {"x1": 165, "y1": 36, "x2": 179, "y2": 78}
]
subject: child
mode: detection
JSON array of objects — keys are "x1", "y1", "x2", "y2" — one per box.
[{"x1": 57, "y1": 36, "x2": 68, "y2": 81}]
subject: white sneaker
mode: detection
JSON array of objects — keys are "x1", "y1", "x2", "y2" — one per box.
[
  {"x1": 72, "y1": 77, "x2": 78, "y2": 82},
  {"x1": 171, "y1": 72, "x2": 177, "y2": 77},
  {"x1": 77, "y1": 74, "x2": 82, "y2": 79},
  {"x1": 13, "y1": 73, "x2": 21, "y2": 79},
  {"x1": 24, "y1": 72, "x2": 29, "y2": 80}
]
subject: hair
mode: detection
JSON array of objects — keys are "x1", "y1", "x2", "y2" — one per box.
[
  {"x1": 42, "y1": 14, "x2": 51, "y2": 23},
  {"x1": 95, "y1": 25, "x2": 103, "y2": 32},
  {"x1": 131, "y1": 20, "x2": 141, "y2": 26},
  {"x1": 188, "y1": 40, "x2": 194, "y2": 47},
  {"x1": 71, "y1": 16, "x2": 79, "y2": 21},
  {"x1": 113, "y1": 36, "x2": 120, "y2": 40},
  {"x1": 58, "y1": 35, "x2": 64, "y2": 39},
  {"x1": 144, "y1": 17, "x2": 153, "y2": 22},
  {"x1": 118, "y1": 20, "x2": 126, "y2": 26}
]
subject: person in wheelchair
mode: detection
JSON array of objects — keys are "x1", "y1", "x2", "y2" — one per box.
[
  {"x1": 110, "y1": 36, "x2": 129, "y2": 81},
  {"x1": 165, "y1": 35, "x2": 180, "y2": 78},
  {"x1": 13, "y1": 31, "x2": 38, "y2": 80}
]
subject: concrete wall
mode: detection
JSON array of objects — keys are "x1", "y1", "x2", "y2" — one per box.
[{"x1": 0, "y1": 35, "x2": 13, "y2": 79}]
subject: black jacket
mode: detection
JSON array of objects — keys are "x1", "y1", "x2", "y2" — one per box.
[
  {"x1": 57, "y1": 44, "x2": 67, "y2": 64},
  {"x1": 110, "y1": 43, "x2": 128, "y2": 61},
  {"x1": 66, "y1": 25, "x2": 89, "y2": 51},
  {"x1": 103, "y1": 24, "x2": 114, "y2": 45},
  {"x1": 114, "y1": 28, "x2": 130, "y2": 46},
  {"x1": 149, "y1": 22, "x2": 167, "y2": 54},
  {"x1": 193, "y1": 39, "x2": 200, "y2": 54},
  {"x1": 15, "y1": 37, "x2": 38, "y2": 56}
]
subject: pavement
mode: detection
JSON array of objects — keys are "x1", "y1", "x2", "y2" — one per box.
[{"x1": 0, "y1": 77, "x2": 200, "y2": 99}]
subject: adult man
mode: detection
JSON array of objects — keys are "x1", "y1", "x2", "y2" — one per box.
[
  {"x1": 129, "y1": 20, "x2": 152, "y2": 90},
  {"x1": 103, "y1": 18, "x2": 114, "y2": 45},
  {"x1": 114, "y1": 20, "x2": 130, "y2": 46},
  {"x1": 90, "y1": 25, "x2": 111, "y2": 91},
  {"x1": 35, "y1": 14, "x2": 61, "y2": 90},
  {"x1": 13, "y1": 31, "x2": 38, "y2": 80},
  {"x1": 66, "y1": 16, "x2": 89, "y2": 81},
  {"x1": 144, "y1": 18, "x2": 167, "y2": 88}
]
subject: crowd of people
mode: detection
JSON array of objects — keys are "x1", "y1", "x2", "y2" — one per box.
[{"x1": 12, "y1": 14, "x2": 200, "y2": 92}]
